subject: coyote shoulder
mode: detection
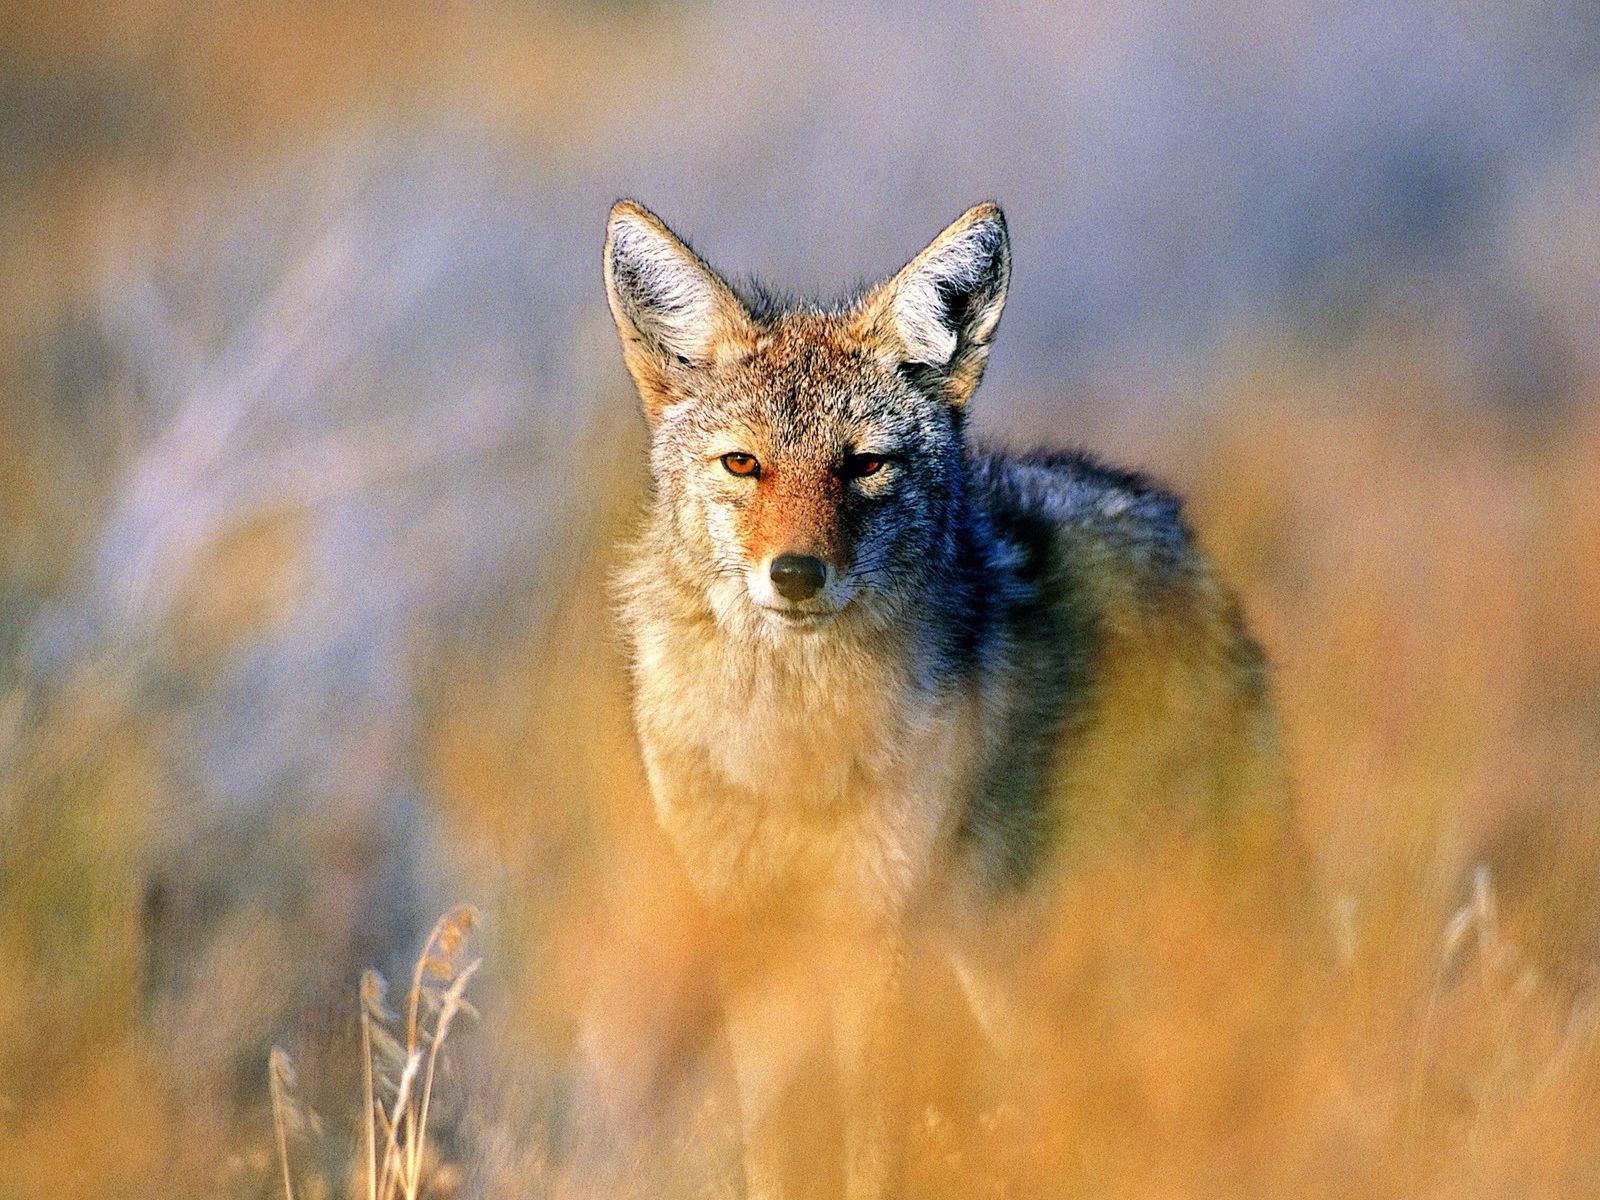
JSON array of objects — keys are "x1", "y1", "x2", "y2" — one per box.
[{"x1": 602, "y1": 199, "x2": 1292, "y2": 1199}]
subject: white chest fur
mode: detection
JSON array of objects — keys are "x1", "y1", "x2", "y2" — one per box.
[{"x1": 630, "y1": 615, "x2": 976, "y2": 920}]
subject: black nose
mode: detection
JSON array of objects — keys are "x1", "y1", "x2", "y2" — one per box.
[{"x1": 770, "y1": 554, "x2": 827, "y2": 601}]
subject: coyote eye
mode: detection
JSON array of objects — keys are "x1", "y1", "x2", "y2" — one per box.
[
  {"x1": 721, "y1": 452, "x2": 760, "y2": 477},
  {"x1": 845, "y1": 454, "x2": 885, "y2": 478}
]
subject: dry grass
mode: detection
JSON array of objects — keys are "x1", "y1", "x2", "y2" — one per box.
[{"x1": 269, "y1": 907, "x2": 480, "y2": 1200}]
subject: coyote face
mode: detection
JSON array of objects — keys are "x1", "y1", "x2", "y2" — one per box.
[
  {"x1": 648, "y1": 329, "x2": 965, "y2": 631},
  {"x1": 604, "y1": 200, "x2": 1008, "y2": 638}
]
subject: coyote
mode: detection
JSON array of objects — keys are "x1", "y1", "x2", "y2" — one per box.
[{"x1": 602, "y1": 200, "x2": 1292, "y2": 1199}]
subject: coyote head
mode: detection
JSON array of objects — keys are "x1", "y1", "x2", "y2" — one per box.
[{"x1": 604, "y1": 201, "x2": 1009, "y2": 633}]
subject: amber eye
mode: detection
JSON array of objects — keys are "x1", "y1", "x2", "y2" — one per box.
[
  {"x1": 721, "y1": 452, "x2": 760, "y2": 477},
  {"x1": 845, "y1": 454, "x2": 886, "y2": 478}
]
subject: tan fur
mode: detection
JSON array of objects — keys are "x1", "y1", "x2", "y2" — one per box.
[{"x1": 603, "y1": 200, "x2": 759, "y2": 423}]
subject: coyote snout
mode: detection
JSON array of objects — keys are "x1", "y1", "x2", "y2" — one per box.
[
  {"x1": 768, "y1": 554, "x2": 826, "y2": 601},
  {"x1": 748, "y1": 550, "x2": 849, "y2": 626},
  {"x1": 725, "y1": 455, "x2": 862, "y2": 623}
]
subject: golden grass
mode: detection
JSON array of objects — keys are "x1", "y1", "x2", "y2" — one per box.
[{"x1": 270, "y1": 907, "x2": 480, "y2": 1200}]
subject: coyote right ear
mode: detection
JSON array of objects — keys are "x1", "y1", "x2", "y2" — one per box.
[{"x1": 604, "y1": 201, "x2": 755, "y2": 422}]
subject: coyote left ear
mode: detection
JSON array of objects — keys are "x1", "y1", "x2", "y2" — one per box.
[
  {"x1": 857, "y1": 203, "x2": 1010, "y2": 406},
  {"x1": 604, "y1": 200, "x2": 756, "y2": 423}
]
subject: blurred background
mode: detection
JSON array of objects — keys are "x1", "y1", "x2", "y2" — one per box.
[{"x1": 3, "y1": 2, "x2": 1600, "y2": 1197}]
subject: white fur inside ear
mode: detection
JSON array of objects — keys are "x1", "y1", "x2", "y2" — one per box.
[
  {"x1": 892, "y1": 275, "x2": 961, "y2": 366},
  {"x1": 889, "y1": 219, "x2": 1007, "y2": 367},
  {"x1": 609, "y1": 216, "x2": 726, "y2": 361}
]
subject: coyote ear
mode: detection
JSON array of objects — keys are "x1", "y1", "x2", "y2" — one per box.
[
  {"x1": 857, "y1": 203, "x2": 1010, "y2": 406},
  {"x1": 604, "y1": 201, "x2": 755, "y2": 421}
]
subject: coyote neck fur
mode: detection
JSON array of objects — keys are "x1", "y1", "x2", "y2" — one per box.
[{"x1": 617, "y1": 478, "x2": 1000, "y2": 922}]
